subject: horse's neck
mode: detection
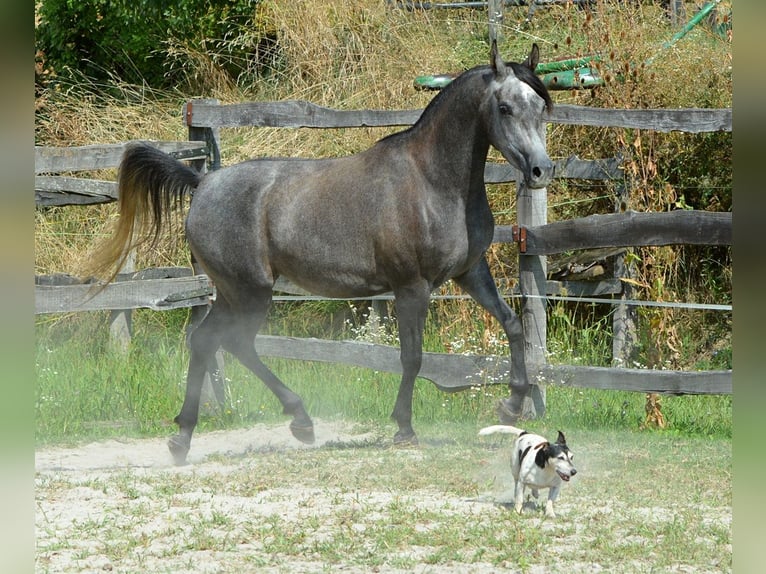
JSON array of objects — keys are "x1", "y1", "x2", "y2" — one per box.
[{"x1": 409, "y1": 79, "x2": 490, "y2": 191}]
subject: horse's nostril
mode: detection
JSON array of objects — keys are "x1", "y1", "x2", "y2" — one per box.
[{"x1": 532, "y1": 167, "x2": 542, "y2": 178}]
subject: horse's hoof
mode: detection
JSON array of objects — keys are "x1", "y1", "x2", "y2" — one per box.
[
  {"x1": 393, "y1": 430, "x2": 418, "y2": 447},
  {"x1": 289, "y1": 421, "x2": 315, "y2": 444},
  {"x1": 496, "y1": 398, "x2": 521, "y2": 425},
  {"x1": 167, "y1": 435, "x2": 190, "y2": 466}
]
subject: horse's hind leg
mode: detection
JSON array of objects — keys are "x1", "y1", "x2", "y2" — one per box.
[
  {"x1": 169, "y1": 302, "x2": 228, "y2": 465},
  {"x1": 220, "y1": 289, "x2": 315, "y2": 445},
  {"x1": 454, "y1": 257, "x2": 530, "y2": 424}
]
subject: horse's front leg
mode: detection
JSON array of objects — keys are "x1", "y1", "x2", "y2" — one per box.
[
  {"x1": 454, "y1": 258, "x2": 530, "y2": 423},
  {"x1": 391, "y1": 282, "x2": 430, "y2": 445}
]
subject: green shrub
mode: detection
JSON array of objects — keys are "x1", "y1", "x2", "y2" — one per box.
[{"x1": 35, "y1": 0, "x2": 272, "y2": 89}]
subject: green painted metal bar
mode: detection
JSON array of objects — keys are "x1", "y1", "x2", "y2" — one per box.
[
  {"x1": 646, "y1": 0, "x2": 721, "y2": 65},
  {"x1": 538, "y1": 67, "x2": 603, "y2": 90},
  {"x1": 534, "y1": 56, "x2": 601, "y2": 74},
  {"x1": 413, "y1": 0, "x2": 725, "y2": 91}
]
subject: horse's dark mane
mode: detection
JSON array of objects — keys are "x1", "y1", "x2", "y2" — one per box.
[{"x1": 378, "y1": 60, "x2": 552, "y2": 146}]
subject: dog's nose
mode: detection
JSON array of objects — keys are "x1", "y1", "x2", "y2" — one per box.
[{"x1": 570, "y1": 469, "x2": 577, "y2": 476}]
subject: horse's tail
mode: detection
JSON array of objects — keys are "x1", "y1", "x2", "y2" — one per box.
[{"x1": 85, "y1": 142, "x2": 202, "y2": 286}]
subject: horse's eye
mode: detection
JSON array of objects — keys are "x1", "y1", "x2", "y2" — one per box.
[{"x1": 498, "y1": 103, "x2": 512, "y2": 116}]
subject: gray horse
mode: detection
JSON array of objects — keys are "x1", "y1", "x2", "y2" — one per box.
[{"x1": 90, "y1": 42, "x2": 554, "y2": 464}]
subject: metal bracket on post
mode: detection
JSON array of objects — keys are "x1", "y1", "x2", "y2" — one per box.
[
  {"x1": 512, "y1": 225, "x2": 527, "y2": 254},
  {"x1": 184, "y1": 101, "x2": 194, "y2": 127}
]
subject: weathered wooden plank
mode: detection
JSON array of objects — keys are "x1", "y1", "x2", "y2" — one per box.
[
  {"x1": 549, "y1": 104, "x2": 732, "y2": 133},
  {"x1": 36, "y1": 268, "x2": 194, "y2": 287},
  {"x1": 185, "y1": 100, "x2": 423, "y2": 129},
  {"x1": 254, "y1": 335, "x2": 731, "y2": 395},
  {"x1": 272, "y1": 276, "x2": 622, "y2": 299},
  {"x1": 35, "y1": 141, "x2": 208, "y2": 174},
  {"x1": 517, "y1": 180, "x2": 548, "y2": 417},
  {"x1": 540, "y1": 364, "x2": 732, "y2": 395},
  {"x1": 35, "y1": 176, "x2": 117, "y2": 206},
  {"x1": 184, "y1": 100, "x2": 730, "y2": 134},
  {"x1": 35, "y1": 275, "x2": 213, "y2": 314},
  {"x1": 484, "y1": 155, "x2": 622, "y2": 183},
  {"x1": 496, "y1": 210, "x2": 732, "y2": 255},
  {"x1": 35, "y1": 154, "x2": 620, "y2": 206},
  {"x1": 543, "y1": 278, "x2": 622, "y2": 297}
]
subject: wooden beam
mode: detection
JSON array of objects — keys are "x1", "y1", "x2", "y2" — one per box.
[
  {"x1": 485, "y1": 155, "x2": 622, "y2": 183},
  {"x1": 549, "y1": 104, "x2": 732, "y2": 133},
  {"x1": 35, "y1": 176, "x2": 117, "y2": 206},
  {"x1": 539, "y1": 364, "x2": 732, "y2": 395},
  {"x1": 253, "y1": 335, "x2": 731, "y2": 395},
  {"x1": 35, "y1": 141, "x2": 208, "y2": 174},
  {"x1": 500, "y1": 210, "x2": 731, "y2": 255},
  {"x1": 183, "y1": 100, "x2": 731, "y2": 134},
  {"x1": 517, "y1": 179, "x2": 548, "y2": 417},
  {"x1": 35, "y1": 275, "x2": 213, "y2": 314},
  {"x1": 185, "y1": 100, "x2": 422, "y2": 129}
]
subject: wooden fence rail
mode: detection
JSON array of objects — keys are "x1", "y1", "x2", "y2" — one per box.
[
  {"x1": 35, "y1": 141, "x2": 208, "y2": 206},
  {"x1": 184, "y1": 100, "x2": 732, "y2": 132},
  {"x1": 35, "y1": 100, "x2": 732, "y2": 400},
  {"x1": 34, "y1": 209, "x2": 731, "y2": 313},
  {"x1": 252, "y1": 335, "x2": 732, "y2": 395}
]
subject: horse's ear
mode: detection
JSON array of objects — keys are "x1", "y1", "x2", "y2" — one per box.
[
  {"x1": 523, "y1": 43, "x2": 540, "y2": 73},
  {"x1": 490, "y1": 39, "x2": 508, "y2": 78}
]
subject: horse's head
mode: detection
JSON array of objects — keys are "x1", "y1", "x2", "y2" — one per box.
[{"x1": 482, "y1": 42, "x2": 554, "y2": 189}]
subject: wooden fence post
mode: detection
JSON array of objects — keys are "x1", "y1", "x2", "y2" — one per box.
[
  {"x1": 186, "y1": 99, "x2": 227, "y2": 413},
  {"x1": 668, "y1": 0, "x2": 686, "y2": 27},
  {"x1": 108, "y1": 250, "x2": 135, "y2": 351},
  {"x1": 611, "y1": 177, "x2": 638, "y2": 366},
  {"x1": 517, "y1": 179, "x2": 547, "y2": 419},
  {"x1": 488, "y1": 0, "x2": 503, "y2": 44}
]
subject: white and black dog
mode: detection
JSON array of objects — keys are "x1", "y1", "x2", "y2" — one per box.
[{"x1": 478, "y1": 425, "x2": 577, "y2": 518}]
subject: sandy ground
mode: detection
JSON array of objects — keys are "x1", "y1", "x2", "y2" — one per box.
[
  {"x1": 37, "y1": 421, "x2": 520, "y2": 574},
  {"x1": 35, "y1": 420, "x2": 360, "y2": 473},
  {"x1": 35, "y1": 421, "x2": 731, "y2": 574}
]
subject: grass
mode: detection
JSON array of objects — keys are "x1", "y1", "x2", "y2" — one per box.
[{"x1": 35, "y1": 307, "x2": 731, "y2": 447}]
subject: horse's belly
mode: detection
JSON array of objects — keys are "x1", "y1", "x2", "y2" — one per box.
[{"x1": 281, "y1": 269, "x2": 390, "y2": 299}]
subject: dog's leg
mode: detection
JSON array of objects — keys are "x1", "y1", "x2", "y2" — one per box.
[
  {"x1": 544, "y1": 486, "x2": 560, "y2": 518},
  {"x1": 514, "y1": 480, "x2": 525, "y2": 514}
]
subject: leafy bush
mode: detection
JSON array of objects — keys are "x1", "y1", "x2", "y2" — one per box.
[{"x1": 35, "y1": 0, "x2": 271, "y2": 89}]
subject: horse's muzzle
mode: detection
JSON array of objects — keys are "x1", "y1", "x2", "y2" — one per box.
[{"x1": 526, "y1": 157, "x2": 555, "y2": 189}]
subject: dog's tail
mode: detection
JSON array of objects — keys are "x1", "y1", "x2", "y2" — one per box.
[{"x1": 478, "y1": 424, "x2": 526, "y2": 436}]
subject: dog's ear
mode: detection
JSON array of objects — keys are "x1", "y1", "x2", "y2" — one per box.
[
  {"x1": 556, "y1": 431, "x2": 566, "y2": 445},
  {"x1": 534, "y1": 442, "x2": 550, "y2": 469}
]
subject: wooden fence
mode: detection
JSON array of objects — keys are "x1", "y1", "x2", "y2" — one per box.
[{"x1": 35, "y1": 100, "x2": 732, "y2": 413}]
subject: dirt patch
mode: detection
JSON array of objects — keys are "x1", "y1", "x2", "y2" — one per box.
[
  {"x1": 36, "y1": 421, "x2": 732, "y2": 573},
  {"x1": 36, "y1": 419, "x2": 371, "y2": 472}
]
